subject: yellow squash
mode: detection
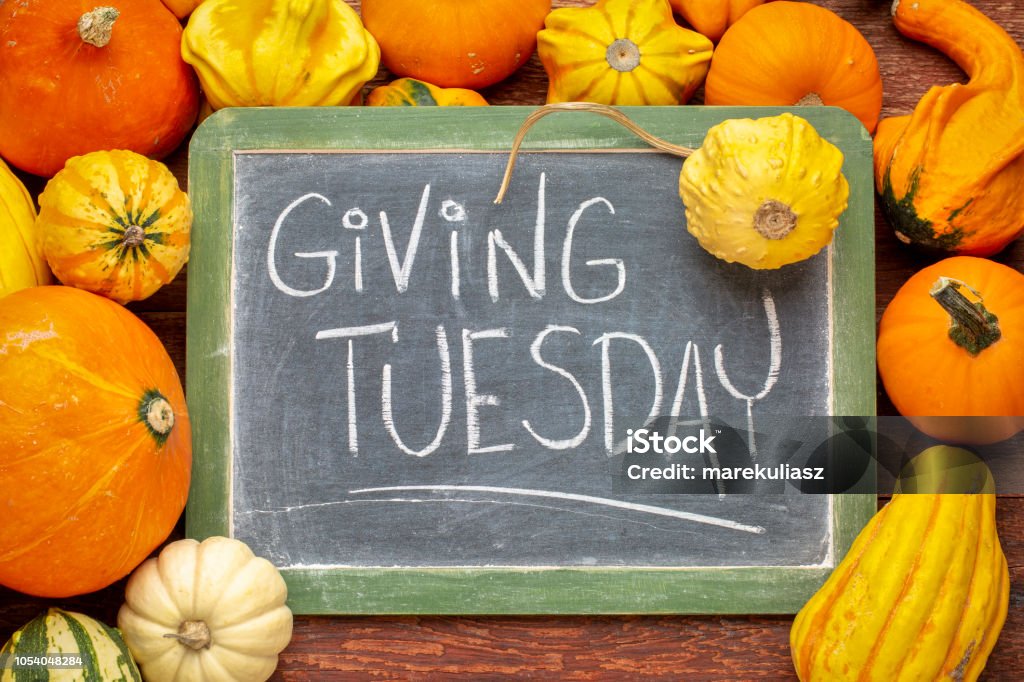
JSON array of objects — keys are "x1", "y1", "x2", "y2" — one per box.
[
  {"x1": 366, "y1": 78, "x2": 488, "y2": 107},
  {"x1": 874, "y1": 0, "x2": 1024, "y2": 255},
  {"x1": 181, "y1": 0, "x2": 380, "y2": 109},
  {"x1": 37, "y1": 150, "x2": 191, "y2": 303},
  {"x1": 0, "y1": 159, "x2": 50, "y2": 297},
  {"x1": 680, "y1": 113, "x2": 849, "y2": 269},
  {"x1": 537, "y1": 0, "x2": 713, "y2": 105},
  {"x1": 791, "y1": 447, "x2": 1008, "y2": 682}
]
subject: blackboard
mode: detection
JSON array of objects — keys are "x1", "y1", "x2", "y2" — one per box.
[{"x1": 187, "y1": 107, "x2": 876, "y2": 614}]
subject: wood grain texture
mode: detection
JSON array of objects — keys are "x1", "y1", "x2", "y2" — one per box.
[{"x1": 2, "y1": 0, "x2": 1023, "y2": 678}]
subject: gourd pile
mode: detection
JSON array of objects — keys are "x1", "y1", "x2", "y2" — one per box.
[{"x1": 0, "y1": 0, "x2": 1020, "y2": 680}]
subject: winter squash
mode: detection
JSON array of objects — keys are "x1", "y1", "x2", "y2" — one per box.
[
  {"x1": 537, "y1": 0, "x2": 713, "y2": 105},
  {"x1": 704, "y1": 2, "x2": 883, "y2": 133},
  {"x1": 182, "y1": 0, "x2": 379, "y2": 109},
  {"x1": 367, "y1": 78, "x2": 489, "y2": 106},
  {"x1": 118, "y1": 537, "x2": 293, "y2": 682},
  {"x1": 161, "y1": 0, "x2": 204, "y2": 19},
  {"x1": 37, "y1": 150, "x2": 191, "y2": 304},
  {"x1": 1, "y1": 609, "x2": 141, "y2": 681},
  {"x1": 361, "y1": 0, "x2": 550, "y2": 89},
  {"x1": 0, "y1": 160, "x2": 51, "y2": 298},
  {"x1": 878, "y1": 257, "x2": 1024, "y2": 444},
  {"x1": 669, "y1": 0, "x2": 769, "y2": 42},
  {"x1": 791, "y1": 448, "x2": 1009, "y2": 681},
  {"x1": 680, "y1": 113, "x2": 849, "y2": 269},
  {"x1": 874, "y1": 0, "x2": 1024, "y2": 255},
  {"x1": 0, "y1": 1, "x2": 199, "y2": 177},
  {"x1": 0, "y1": 286, "x2": 191, "y2": 597}
]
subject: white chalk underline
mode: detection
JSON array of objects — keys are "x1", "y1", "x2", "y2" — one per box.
[{"x1": 347, "y1": 485, "x2": 766, "y2": 535}]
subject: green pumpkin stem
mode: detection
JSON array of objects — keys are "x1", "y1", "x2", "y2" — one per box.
[
  {"x1": 929, "y1": 277, "x2": 1001, "y2": 356},
  {"x1": 78, "y1": 7, "x2": 120, "y2": 48}
]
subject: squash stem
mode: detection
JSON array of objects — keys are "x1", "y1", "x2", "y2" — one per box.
[
  {"x1": 929, "y1": 277, "x2": 1001, "y2": 355},
  {"x1": 78, "y1": 7, "x2": 120, "y2": 48},
  {"x1": 163, "y1": 620, "x2": 211, "y2": 651},
  {"x1": 494, "y1": 103, "x2": 696, "y2": 204}
]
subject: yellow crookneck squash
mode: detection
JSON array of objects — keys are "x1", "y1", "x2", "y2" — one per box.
[
  {"x1": 1, "y1": 160, "x2": 51, "y2": 298},
  {"x1": 37, "y1": 150, "x2": 191, "y2": 304},
  {"x1": 181, "y1": 0, "x2": 380, "y2": 109},
  {"x1": 367, "y1": 78, "x2": 489, "y2": 107},
  {"x1": 791, "y1": 446, "x2": 1009, "y2": 682},
  {"x1": 669, "y1": 0, "x2": 769, "y2": 42},
  {"x1": 537, "y1": 0, "x2": 713, "y2": 105},
  {"x1": 874, "y1": 0, "x2": 1024, "y2": 255}
]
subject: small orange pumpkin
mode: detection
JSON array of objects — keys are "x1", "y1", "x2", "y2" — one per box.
[
  {"x1": 367, "y1": 78, "x2": 489, "y2": 107},
  {"x1": 0, "y1": 286, "x2": 191, "y2": 597},
  {"x1": 878, "y1": 257, "x2": 1024, "y2": 444},
  {"x1": 361, "y1": 0, "x2": 551, "y2": 89},
  {"x1": 160, "y1": 0, "x2": 204, "y2": 19},
  {"x1": 0, "y1": 1, "x2": 199, "y2": 177},
  {"x1": 704, "y1": 1, "x2": 883, "y2": 133},
  {"x1": 669, "y1": 0, "x2": 770, "y2": 42}
]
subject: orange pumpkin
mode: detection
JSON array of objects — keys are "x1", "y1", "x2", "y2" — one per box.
[
  {"x1": 0, "y1": 1, "x2": 199, "y2": 177},
  {"x1": 704, "y1": 1, "x2": 883, "y2": 133},
  {"x1": 0, "y1": 286, "x2": 191, "y2": 597},
  {"x1": 878, "y1": 257, "x2": 1024, "y2": 444},
  {"x1": 361, "y1": 0, "x2": 551, "y2": 89},
  {"x1": 669, "y1": 0, "x2": 770, "y2": 42},
  {"x1": 160, "y1": 0, "x2": 204, "y2": 19}
]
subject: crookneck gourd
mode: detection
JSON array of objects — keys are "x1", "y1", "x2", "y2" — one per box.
[
  {"x1": 877, "y1": 256, "x2": 1024, "y2": 444},
  {"x1": 37, "y1": 150, "x2": 192, "y2": 304},
  {"x1": 874, "y1": 0, "x2": 1024, "y2": 255},
  {"x1": 791, "y1": 446, "x2": 1009, "y2": 681},
  {"x1": 182, "y1": 0, "x2": 380, "y2": 109},
  {"x1": 0, "y1": 159, "x2": 51, "y2": 298},
  {"x1": 367, "y1": 78, "x2": 489, "y2": 107},
  {"x1": 537, "y1": 0, "x2": 713, "y2": 105}
]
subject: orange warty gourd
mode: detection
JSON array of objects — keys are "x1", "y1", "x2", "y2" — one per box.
[
  {"x1": 0, "y1": 286, "x2": 191, "y2": 597},
  {"x1": 878, "y1": 257, "x2": 1024, "y2": 445},
  {"x1": 874, "y1": 0, "x2": 1024, "y2": 255},
  {"x1": 669, "y1": 0, "x2": 770, "y2": 42},
  {"x1": 0, "y1": 0, "x2": 199, "y2": 177},
  {"x1": 361, "y1": 0, "x2": 551, "y2": 89},
  {"x1": 704, "y1": 1, "x2": 883, "y2": 133}
]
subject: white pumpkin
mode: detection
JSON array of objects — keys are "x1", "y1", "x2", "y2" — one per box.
[{"x1": 117, "y1": 536, "x2": 293, "y2": 682}]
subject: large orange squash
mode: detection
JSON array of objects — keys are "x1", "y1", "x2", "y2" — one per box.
[
  {"x1": 878, "y1": 257, "x2": 1024, "y2": 444},
  {"x1": 0, "y1": 286, "x2": 191, "y2": 597},
  {"x1": 0, "y1": 1, "x2": 199, "y2": 177},
  {"x1": 704, "y1": 1, "x2": 883, "y2": 133},
  {"x1": 361, "y1": 0, "x2": 551, "y2": 89}
]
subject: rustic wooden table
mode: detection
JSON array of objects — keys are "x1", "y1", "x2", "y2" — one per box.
[{"x1": 2, "y1": 1, "x2": 1023, "y2": 678}]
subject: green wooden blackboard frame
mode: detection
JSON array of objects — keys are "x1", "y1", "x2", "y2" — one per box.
[{"x1": 186, "y1": 106, "x2": 876, "y2": 615}]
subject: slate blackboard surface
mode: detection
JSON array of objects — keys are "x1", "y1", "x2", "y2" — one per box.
[{"x1": 187, "y1": 107, "x2": 875, "y2": 614}]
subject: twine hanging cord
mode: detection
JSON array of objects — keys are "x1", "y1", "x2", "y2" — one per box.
[{"x1": 493, "y1": 102, "x2": 697, "y2": 204}]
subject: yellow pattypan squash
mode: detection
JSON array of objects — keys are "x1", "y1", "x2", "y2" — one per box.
[
  {"x1": 367, "y1": 78, "x2": 489, "y2": 107},
  {"x1": 0, "y1": 159, "x2": 51, "y2": 298},
  {"x1": 680, "y1": 113, "x2": 849, "y2": 269},
  {"x1": 537, "y1": 0, "x2": 713, "y2": 105},
  {"x1": 37, "y1": 150, "x2": 191, "y2": 303},
  {"x1": 181, "y1": 0, "x2": 380, "y2": 109}
]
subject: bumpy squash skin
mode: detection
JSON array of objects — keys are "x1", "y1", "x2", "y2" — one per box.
[
  {"x1": 791, "y1": 464, "x2": 1009, "y2": 681},
  {"x1": 877, "y1": 257, "x2": 1024, "y2": 444},
  {"x1": 669, "y1": 0, "x2": 768, "y2": 42},
  {"x1": 704, "y1": 1, "x2": 883, "y2": 133},
  {"x1": 37, "y1": 151, "x2": 191, "y2": 304},
  {"x1": 182, "y1": 0, "x2": 380, "y2": 109},
  {"x1": 0, "y1": 0, "x2": 199, "y2": 178},
  {"x1": 874, "y1": 0, "x2": 1024, "y2": 255},
  {"x1": 538, "y1": 0, "x2": 713, "y2": 106},
  {"x1": 362, "y1": 0, "x2": 550, "y2": 89},
  {"x1": 367, "y1": 78, "x2": 489, "y2": 107},
  {"x1": 679, "y1": 113, "x2": 849, "y2": 269},
  {"x1": 118, "y1": 537, "x2": 293, "y2": 682},
  {"x1": 1, "y1": 608, "x2": 141, "y2": 681},
  {"x1": 0, "y1": 160, "x2": 51, "y2": 298},
  {"x1": 0, "y1": 286, "x2": 191, "y2": 597}
]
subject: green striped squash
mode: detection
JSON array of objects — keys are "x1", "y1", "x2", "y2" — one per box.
[{"x1": 0, "y1": 608, "x2": 140, "y2": 681}]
